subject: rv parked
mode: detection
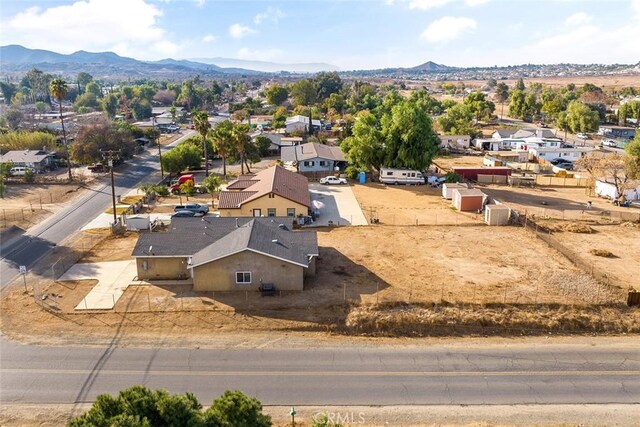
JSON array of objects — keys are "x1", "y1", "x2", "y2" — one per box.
[{"x1": 379, "y1": 168, "x2": 424, "y2": 185}]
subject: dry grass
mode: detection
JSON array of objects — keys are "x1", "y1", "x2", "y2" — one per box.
[
  {"x1": 545, "y1": 222, "x2": 595, "y2": 233},
  {"x1": 345, "y1": 303, "x2": 640, "y2": 337},
  {"x1": 589, "y1": 249, "x2": 615, "y2": 258}
]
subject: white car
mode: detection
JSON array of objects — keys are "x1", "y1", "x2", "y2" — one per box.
[
  {"x1": 576, "y1": 133, "x2": 588, "y2": 139},
  {"x1": 319, "y1": 176, "x2": 347, "y2": 185},
  {"x1": 602, "y1": 139, "x2": 618, "y2": 147}
]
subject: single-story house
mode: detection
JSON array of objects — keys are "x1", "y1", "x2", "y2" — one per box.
[
  {"x1": 452, "y1": 188, "x2": 487, "y2": 212},
  {"x1": 484, "y1": 151, "x2": 529, "y2": 166},
  {"x1": 281, "y1": 142, "x2": 347, "y2": 173},
  {"x1": 218, "y1": 165, "x2": 310, "y2": 218},
  {"x1": 594, "y1": 179, "x2": 640, "y2": 201},
  {"x1": 285, "y1": 115, "x2": 322, "y2": 133},
  {"x1": 439, "y1": 135, "x2": 471, "y2": 149},
  {"x1": 251, "y1": 133, "x2": 303, "y2": 155},
  {"x1": 0, "y1": 150, "x2": 56, "y2": 172},
  {"x1": 529, "y1": 147, "x2": 593, "y2": 162},
  {"x1": 598, "y1": 125, "x2": 636, "y2": 140},
  {"x1": 472, "y1": 139, "x2": 502, "y2": 151},
  {"x1": 131, "y1": 217, "x2": 318, "y2": 292},
  {"x1": 511, "y1": 128, "x2": 558, "y2": 139},
  {"x1": 492, "y1": 129, "x2": 514, "y2": 140}
]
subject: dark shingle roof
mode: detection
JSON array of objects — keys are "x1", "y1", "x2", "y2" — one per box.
[
  {"x1": 281, "y1": 143, "x2": 345, "y2": 163},
  {"x1": 191, "y1": 219, "x2": 318, "y2": 268}
]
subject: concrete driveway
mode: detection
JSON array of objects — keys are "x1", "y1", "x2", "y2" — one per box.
[
  {"x1": 58, "y1": 260, "x2": 137, "y2": 310},
  {"x1": 309, "y1": 183, "x2": 368, "y2": 226}
]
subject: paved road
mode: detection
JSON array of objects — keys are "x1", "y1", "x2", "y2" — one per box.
[
  {"x1": 0, "y1": 131, "x2": 195, "y2": 289},
  {"x1": 1, "y1": 339, "x2": 638, "y2": 405}
]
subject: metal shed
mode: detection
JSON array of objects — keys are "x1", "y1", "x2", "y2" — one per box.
[
  {"x1": 442, "y1": 182, "x2": 469, "y2": 199},
  {"x1": 452, "y1": 189, "x2": 487, "y2": 212},
  {"x1": 484, "y1": 204, "x2": 511, "y2": 226}
]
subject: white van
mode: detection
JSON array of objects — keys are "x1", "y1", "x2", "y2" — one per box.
[
  {"x1": 10, "y1": 167, "x2": 31, "y2": 176},
  {"x1": 379, "y1": 168, "x2": 424, "y2": 185}
]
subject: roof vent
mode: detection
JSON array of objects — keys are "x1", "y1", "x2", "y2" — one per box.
[{"x1": 272, "y1": 239, "x2": 278, "y2": 243}]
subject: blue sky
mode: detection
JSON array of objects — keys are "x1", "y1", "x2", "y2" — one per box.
[{"x1": 1, "y1": 0, "x2": 639, "y2": 69}]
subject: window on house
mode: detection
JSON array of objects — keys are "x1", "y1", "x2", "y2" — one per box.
[
  {"x1": 268, "y1": 208, "x2": 276, "y2": 217},
  {"x1": 287, "y1": 208, "x2": 295, "y2": 217},
  {"x1": 319, "y1": 161, "x2": 326, "y2": 166},
  {"x1": 236, "y1": 272, "x2": 251, "y2": 284}
]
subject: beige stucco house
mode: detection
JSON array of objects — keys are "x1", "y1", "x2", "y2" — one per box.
[
  {"x1": 131, "y1": 217, "x2": 318, "y2": 292},
  {"x1": 218, "y1": 165, "x2": 310, "y2": 218}
]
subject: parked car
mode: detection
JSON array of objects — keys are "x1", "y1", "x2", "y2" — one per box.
[
  {"x1": 87, "y1": 163, "x2": 106, "y2": 173},
  {"x1": 426, "y1": 176, "x2": 446, "y2": 187},
  {"x1": 171, "y1": 210, "x2": 196, "y2": 218},
  {"x1": 174, "y1": 203, "x2": 209, "y2": 216},
  {"x1": 170, "y1": 174, "x2": 195, "y2": 193},
  {"x1": 576, "y1": 133, "x2": 589, "y2": 140},
  {"x1": 602, "y1": 139, "x2": 618, "y2": 147},
  {"x1": 319, "y1": 176, "x2": 347, "y2": 185},
  {"x1": 9, "y1": 166, "x2": 34, "y2": 176}
]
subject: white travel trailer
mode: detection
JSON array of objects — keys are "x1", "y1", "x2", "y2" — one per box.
[{"x1": 379, "y1": 168, "x2": 424, "y2": 185}]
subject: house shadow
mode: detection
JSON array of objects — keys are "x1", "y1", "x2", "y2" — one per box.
[
  {"x1": 210, "y1": 246, "x2": 390, "y2": 327},
  {"x1": 357, "y1": 182, "x2": 443, "y2": 198},
  {"x1": 483, "y1": 187, "x2": 592, "y2": 212}
]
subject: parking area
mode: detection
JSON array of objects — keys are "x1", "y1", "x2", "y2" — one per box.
[{"x1": 309, "y1": 183, "x2": 368, "y2": 226}]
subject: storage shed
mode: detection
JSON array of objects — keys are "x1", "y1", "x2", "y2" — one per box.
[
  {"x1": 442, "y1": 182, "x2": 469, "y2": 199},
  {"x1": 452, "y1": 189, "x2": 487, "y2": 212},
  {"x1": 452, "y1": 167, "x2": 512, "y2": 182},
  {"x1": 126, "y1": 215, "x2": 151, "y2": 231},
  {"x1": 484, "y1": 205, "x2": 511, "y2": 226}
]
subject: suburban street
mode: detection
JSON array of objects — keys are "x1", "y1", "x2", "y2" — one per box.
[
  {"x1": 0, "y1": 130, "x2": 195, "y2": 289},
  {"x1": 1, "y1": 338, "x2": 638, "y2": 406}
]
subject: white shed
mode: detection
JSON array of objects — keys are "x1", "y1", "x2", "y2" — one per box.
[
  {"x1": 126, "y1": 215, "x2": 151, "y2": 231},
  {"x1": 442, "y1": 182, "x2": 469, "y2": 199},
  {"x1": 595, "y1": 180, "x2": 640, "y2": 201},
  {"x1": 484, "y1": 204, "x2": 511, "y2": 226}
]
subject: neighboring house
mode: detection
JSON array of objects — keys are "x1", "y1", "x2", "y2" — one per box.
[
  {"x1": 251, "y1": 133, "x2": 302, "y2": 155},
  {"x1": 511, "y1": 128, "x2": 558, "y2": 139},
  {"x1": 439, "y1": 135, "x2": 471, "y2": 149},
  {"x1": 598, "y1": 125, "x2": 636, "y2": 140},
  {"x1": 0, "y1": 150, "x2": 56, "y2": 172},
  {"x1": 218, "y1": 165, "x2": 310, "y2": 218},
  {"x1": 594, "y1": 179, "x2": 640, "y2": 201},
  {"x1": 281, "y1": 142, "x2": 346, "y2": 172},
  {"x1": 285, "y1": 115, "x2": 321, "y2": 133},
  {"x1": 492, "y1": 129, "x2": 514, "y2": 140},
  {"x1": 528, "y1": 147, "x2": 593, "y2": 162},
  {"x1": 131, "y1": 217, "x2": 318, "y2": 291}
]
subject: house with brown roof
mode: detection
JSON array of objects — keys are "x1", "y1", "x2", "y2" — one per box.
[{"x1": 218, "y1": 165, "x2": 310, "y2": 218}]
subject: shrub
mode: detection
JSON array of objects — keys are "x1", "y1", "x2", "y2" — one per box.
[{"x1": 344, "y1": 165, "x2": 359, "y2": 180}]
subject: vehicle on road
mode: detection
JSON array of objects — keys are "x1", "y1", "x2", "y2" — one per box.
[
  {"x1": 9, "y1": 167, "x2": 34, "y2": 176},
  {"x1": 602, "y1": 139, "x2": 618, "y2": 147},
  {"x1": 576, "y1": 133, "x2": 589, "y2": 139},
  {"x1": 171, "y1": 210, "x2": 196, "y2": 218},
  {"x1": 170, "y1": 174, "x2": 195, "y2": 193},
  {"x1": 379, "y1": 168, "x2": 424, "y2": 185},
  {"x1": 87, "y1": 163, "x2": 107, "y2": 173},
  {"x1": 319, "y1": 176, "x2": 347, "y2": 185},
  {"x1": 174, "y1": 203, "x2": 209, "y2": 216}
]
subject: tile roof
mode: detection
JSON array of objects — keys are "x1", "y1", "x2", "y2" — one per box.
[
  {"x1": 281, "y1": 142, "x2": 345, "y2": 163},
  {"x1": 191, "y1": 219, "x2": 318, "y2": 268},
  {"x1": 219, "y1": 166, "x2": 310, "y2": 210}
]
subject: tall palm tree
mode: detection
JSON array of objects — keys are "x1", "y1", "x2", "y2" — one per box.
[
  {"x1": 232, "y1": 124, "x2": 250, "y2": 175},
  {"x1": 211, "y1": 121, "x2": 233, "y2": 179},
  {"x1": 192, "y1": 111, "x2": 211, "y2": 177},
  {"x1": 50, "y1": 79, "x2": 72, "y2": 181}
]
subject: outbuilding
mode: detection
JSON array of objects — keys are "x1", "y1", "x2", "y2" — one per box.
[
  {"x1": 452, "y1": 188, "x2": 487, "y2": 212},
  {"x1": 484, "y1": 204, "x2": 511, "y2": 226},
  {"x1": 442, "y1": 182, "x2": 469, "y2": 199},
  {"x1": 452, "y1": 166, "x2": 512, "y2": 182}
]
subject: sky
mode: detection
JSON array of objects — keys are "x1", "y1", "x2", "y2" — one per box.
[{"x1": 1, "y1": 0, "x2": 639, "y2": 70}]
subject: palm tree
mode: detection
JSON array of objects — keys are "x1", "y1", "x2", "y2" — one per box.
[
  {"x1": 211, "y1": 121, "x2": 233, "y2": 179},
  {"x1": 232, "y1": 124, "x2": 250, "y2": 175},
  {"x1": 202, "y1": 175, "x2": 222, "y2": 208},
  {"x1": 192, "y1": 111, "x2": 211, "y2": 177},
  {"x1": 50, "y1": 79, "x2": 72, "y2": 181}
]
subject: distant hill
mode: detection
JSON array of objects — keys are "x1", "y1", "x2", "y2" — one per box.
[
  {"x1": 409, "y1": 61, "x2": 454, "y2": 72},
  {"x1": 190, "y1": 57, "x2": 339, "y2": 73},
  {"x1": 0, "y1": 45, "x2": 261, "y2": 76}
]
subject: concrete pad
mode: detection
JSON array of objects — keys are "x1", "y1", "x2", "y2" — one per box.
[
  {"x1": 58, "y1": 260, "x2": 137, "y2": 310},
  {"x1": 309, "y1": 183, "x2": 368, "y2": 226},
  {"x1": 82, "y1": 213, "x2": 173, "y2": 230}
]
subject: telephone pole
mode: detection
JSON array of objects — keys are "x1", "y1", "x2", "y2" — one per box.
[
  {"x1": 153, "y1": 116, "x2": 164, "y2": 179},
  {"x1": 102, "y1": 150, "x2": 119, "y2": 224}
]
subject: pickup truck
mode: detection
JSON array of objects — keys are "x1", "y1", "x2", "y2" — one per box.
[
  {"x1": 174, "y1": 203, "x2": 209, "y2": 216},
  {"x1": 87, "y1": 163, "x2": 106, "y2": 173}
]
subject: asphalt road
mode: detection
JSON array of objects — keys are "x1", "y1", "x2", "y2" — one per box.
[
  {"x1": 0, "y1": 131, "x2": 195, "y2": 289},
  {"x1": 1, "y1": 339, "x2": 638, "y2": 405}
]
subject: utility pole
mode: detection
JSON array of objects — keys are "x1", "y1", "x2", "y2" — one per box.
[
  {"x1": 153, "y1": 116, "x2": 164, "y2": 179},
  {"x1": 102, "y1": 150, "x2": 119, "y2": 224}
]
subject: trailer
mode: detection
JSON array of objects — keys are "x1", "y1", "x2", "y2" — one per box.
[{"x1": 379, "y1": 168, "x2": 424, "y2": 185}]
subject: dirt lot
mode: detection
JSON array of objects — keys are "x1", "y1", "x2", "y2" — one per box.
[
  {"x1": 437, "y1": 75, "x2": 640, "y2": 90},
  {"x1": 0, "y1": 182, "x2": 89, "y2": 230},
  {"x1": 433, "y1": 154, "x2": 484, "y2": 172},
  {"x1": 352, "y1": 183, "x2": 482, "y2": 225}
]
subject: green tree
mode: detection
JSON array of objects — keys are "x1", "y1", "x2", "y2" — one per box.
[
  {"x1": 131, "y1": 98, "x2": 152, "y2": 120},
  {"x1": 85, "y1": 81, "x2": 102, "y2": 98},
  {"x1": 624, "y1": 133, "x2": 640, "y2": 179},
  {"x1": 314, "y1": 71, "x2": 343, "y2": 100},
  {"x1": 437, "y1": 103, "x2": 477, "y2": 137},
  {"x1": 101, "y1": 93, "x2": 119, "y2": 118},
  {"x1": 494, "y1": 82, "x2": 509, "y2": 119},
  {"x1": 290, "y1": 79, "x2": 317, "y2": 106},
  {"x1": 193, "y1": 110, "x2": 211, "y2": 176},
  {"x1": 202, "y1": 174, "x2": 222, "y2": 205},
  {"x1": 264, "y1": 84, "x2": 289, "y2": 106},
  {"x1": 324, "y1": 92, "x2": 346, "y2": 113},
  {"x1": 76, "y1": 72, "x2": 93, "y2": 94},
  {"x1": 4, "y1": 108, "x2": 24, "y2": 130},
  {"x1": 0, "y1": 82, "x2": 18, "y2": 105},
  {"x1": 565, "y1": 100, "x2": 600, "y2": 133},
  {"x1": 254, "y1": 135, "x2": 273, "y2": 157},
  {"x1": 160, "y1": 141, "x2": 202, "y2": 175},
  {"x1": 71, "y1": 121, "x2": 135, "y2": 164},
  {"x1": 35, "y1": 101, "x2": 47, "y2": 114},
  {"x1": 232, "y1": 123, "x2": 251, "y2": 174},
  {"x1": 618, "y1": 101, "x2": 640, "y2": 126},
  {"x1": 463, "y1": 91, "x2": 495, "y2": 122},
  {"x1": 203, "y1": 390, "x2": 271, "y2": 427},
  {"x1": 50, "y1": 78, "x2": 72, "y2": 181},
  {"x1": 211, "y1": 120, "x2": 234, "y2": 178},
  {"x1": 73, "y1": 92, "x2": 99, "y2": 111},
  {"x1": 179, "y1": 180, "x2": 195, "y2": 200},
  {"x1": 0, "y1": 162, "x2": 12, "y2": 198},
  {"x1": 515, "y1": 78, "x2": 526, "y2": 91},
  {"x1": 0, "y1": 131, "x2": 57, "y2": 152}
]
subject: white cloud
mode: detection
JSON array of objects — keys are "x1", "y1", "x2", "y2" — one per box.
[
  {"x1": 194, "y1": 0, "x2": 206, "y2": 7},
  {"x1": 201, "y1": 34, "x2": 217, "y2": 43},
  {"x1": 237, "y1": 47, "x2": 284, "y2": 62},
  {"x1": 565, "y1": 12, "x2": 592, "y2": 27},
  {"x1": 420, "y1": 16, "x2": 477, "y2": 42},
  {"x1": 3, "y1": 0, "x2": 179, "y2": 59},
  {"x1": 229, "y1": 23, "x2": 256, "y2": 39},
  {"x1": 465, "y1": 0, "x2": 490, "y2": 6},
  {"x1": 254, "y1": 7, "x2": 285, "y2": 25},
  {"x1": 408, "y1": 0, "x2": 454, "y2": 10}
]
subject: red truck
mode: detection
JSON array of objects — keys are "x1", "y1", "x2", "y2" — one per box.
[{"x1": 169, "y1": 174, "x2": 195, "y2": 193}]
